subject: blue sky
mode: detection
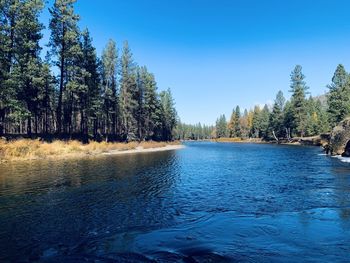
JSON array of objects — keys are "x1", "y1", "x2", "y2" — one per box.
[{"x1": 41, "y1": 0, "x2": 350, "y2": 124}]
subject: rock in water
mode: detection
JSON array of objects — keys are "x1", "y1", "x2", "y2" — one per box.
[
  {"x1": 329, "y1": 118, "x2": 350, "y2": 156},
  {"x1": 343, "y1": 140, "x2": 350, "y2": 157}
]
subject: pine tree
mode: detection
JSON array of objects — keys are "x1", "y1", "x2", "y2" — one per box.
[
  {"x1": 251, "y1": 105, "x2": 261, "y2": 138},
  {"x1": 227, "y1": 108, "x2": 236, "y2": 137},
  {"x1": 215, "y1": 114, "x2": 227, "y2": 138},
  {"x1": 289, "y1": 65, "x2": 309, "y2": 137},
  {"x1": 48, "y1": 0, "x2": 80, "y2": 134},
  {"x1": 119, "y1": 41, "x2": 138, "y2": 141},
  {"x1": 40, "y1": 61, "x2": 56, "y2": 135},
  {"x1": 315, "y1": 100, "x2": 330, "y2": 134},
  {"x1": 80, "y1": 29, "x2": 101, "y2": 139},
  {"x1": 259, "y1": 105, "x2": 270, "y2": 139},
  {"x1": 0, "y1": 0, "x2": 21, "y2": 135},
  {"x1": 12, "y1": 0, "x2": 44, "y2": 135},
  {"x1": 234, "y1": 105, "x2": 241, "y2": 137},
  {"x1": 240, "y1": 109, "x2": 249, "y2": 138},
  {"x1": 269, "y1": 90, "x2": 285, "y2": 140},
  {"x1": 160, "y1": 88, "x2": 177, "y2": 141},
  {"x1": 141, "y1": 67, "x2": 161, "y2": 140},
  {"x1": 305, "y1": 97, "x2": 319, "y2": 136},
  {"x1": 327, "y1": 64, "x2": 350, "y2": 127},
  {"x1": 101, "y1": 39, "x2": 118, "y2": 141}
]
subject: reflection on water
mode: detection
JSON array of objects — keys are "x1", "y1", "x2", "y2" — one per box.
[{"x1": 0, "y1": 142, "x2": 350, "y2": 262}]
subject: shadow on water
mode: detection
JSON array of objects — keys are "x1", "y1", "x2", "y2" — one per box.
[{"x1": 1, "y1": 142, "x2": 350, "y2": 261}]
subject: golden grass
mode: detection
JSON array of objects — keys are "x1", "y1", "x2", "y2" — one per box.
[
  {"x1": 213, "y1": 137, "x2": 264, "y2": 143},
  {"x1": 214, "y1": 137, "x2": 244, "y2": 142},
  {"x1": 0, "y1": 139, "x2": 181, "y2": 162}
]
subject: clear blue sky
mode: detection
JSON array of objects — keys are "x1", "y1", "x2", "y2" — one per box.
[{"x1": 41, "y1": 0, "x2": 350, "y2": 125}]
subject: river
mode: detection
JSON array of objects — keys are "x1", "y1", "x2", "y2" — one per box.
[{"x1": 0, "y1": 142, "x2": 350, "y2": 262}]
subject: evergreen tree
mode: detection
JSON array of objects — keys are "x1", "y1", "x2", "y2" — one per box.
[
  {"x1": 79, "y1": 29, "x2": 101, "y2": 140},
  {"x1": 101, "y1": 39, "x2": 118, "y2": 140},
  {"x1": 259, "y1": 105, "x2": 270, "y2": 139},
  {"x1": 234, "y1": 105, "x2": 241, "y2": 137},
  {"x1": 251, "y1": 105, "x2": 261, "y2": 138},
  {"x1": 289, "y1": 65, "x2": 309, "y2": 137},
  {"x1": 327, "y1": 64, "x2": 350, "y2": 127},
  {"x1": 119, "y1": 41, "x2": 138, "y2": 141},
  {"x1": 141, "y1": 67, "x2": 162, "y2": 140},
  {"x1": 240, "y1": 109, "x2": 249, "y2": 138},
  {"x1": 283, "y1": 100, "x2": 294, "y2": 141},
  {"x1": 160, "y1": 88, "x2": 177, "y2": 140},
  {"x1": 48, "y1": 0, "x2": 80, "y2": 134},
  {"x1": 227, "y1": 108, "x2": 237, "y2": 137},
  {"x1": 269, "y1": 90, "x2": 285, "y2": 139},
  {"x1": 13, "y1": 0, "x2": 44, "y2": 135},
  {"x1": 0, "y1": 0, "x2": 21, "y2": 135},
  {"x1": 215, "y1": 114, "x2": 227, "y2": 138}
]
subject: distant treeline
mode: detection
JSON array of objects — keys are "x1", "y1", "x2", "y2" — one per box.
[
  {"x1": 215, "y1": 64, "x2": 350, "y2": 141},
  {"x1": 174, "y1": 123, "x2": 215, "y2": 140},
  {"x1": 0, "y1": 0, "x2": 177, "y2": 142}
]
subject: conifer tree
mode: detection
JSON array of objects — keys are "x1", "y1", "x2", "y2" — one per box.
[
  {"x1": 0, "y1": 0, "x2": 21, "y2": 135},
  {"x1": 289, "y1": 65, "x2": 309, "y2": 137},
  {"x1": 101, "y1": 39, "x2": 118, "y2": 140},
  {"x1": 48, "y1": 0, "x2": 80, "y2": 134},
  {"x1": 79, "y1": 29, "x2": 100, "y2": 140},
  {"x1": 119, "y1": 41, "x2": 138, "y2": 141},
  {"x1": 234, "y1": 105, "x2": 241, "y2": 137},
  {"x1": 239, "y1": 109, "x2": 249, "y2": 138},
  {"x1": 13, "y1": 0, "x2": 44, "y2": 135},
  {"x1": 251, "y1": 105, "x2": 261, "y2": 138},
  {"x1": 327, "y1": 64, "x2": 350, "y2": 127},
  {"x1": 269, "y1": 90, "x2": 285, "y2": 139},
  {"x1": 227, "y1": 108, "x2": 236, "y2": 137},
  {"x1": 215, "y1": 114, "x2": 227, "y2": 138},
  {"x1": 259, "y1": 105, "x2": 270, "y2": 139},
  {"x1": 160, "y1": 88, "x2": 177, "y2": 141},
  {"x1": 141, "y1": 67, "x2": 161, "y2": 140}
]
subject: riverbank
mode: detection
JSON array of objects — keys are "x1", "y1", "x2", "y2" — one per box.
[
  {"x1": 212, "y1": 135, "x2": 330, "y2": 147},
  {"x1": 0, "y1": 140, "x2": 183, "y2": 162},
  {"x1": 213, "y1": 137, "x2": 267, "y2": 144}
]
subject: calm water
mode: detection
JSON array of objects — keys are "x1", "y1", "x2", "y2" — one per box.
[{"x1": 1, "y1": 142, "x2": 350, "y2": 262}]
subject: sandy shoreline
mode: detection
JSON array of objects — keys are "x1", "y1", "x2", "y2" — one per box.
[
  {"x1": 103, "y1": 144, "x2": 185, "y2": 155},
  {"x1": 0, "y1": 141, "x2": 185, "y2": 163}
]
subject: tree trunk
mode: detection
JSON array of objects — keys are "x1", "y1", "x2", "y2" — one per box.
[
  {"x1": 27, "y1": 116, "x2": 32, "y2": 136},
  {"x1": 57, "y1": 23, "x2": 66, "y2": 134},
  {"x1": 0, "y1": 107, "x2": 4, "y2": 136},
  {"x1": 272, "y1": 130, "x2": 279, "y2": 143}
]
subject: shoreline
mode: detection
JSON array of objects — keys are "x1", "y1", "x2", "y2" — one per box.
[
  {"x1": 0, "y1": 140, "x2": 184, "y2": 163},
  {"x1": 103, "y1": 144, "x2": 185, "y2": 156},
  {"x1": 210, "y1": 135, "x2": 329, "y2": 147}
]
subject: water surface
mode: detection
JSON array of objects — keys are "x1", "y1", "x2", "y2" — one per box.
[{"x1": 1, "y1": 142, "x2": 350, "y2": 262}]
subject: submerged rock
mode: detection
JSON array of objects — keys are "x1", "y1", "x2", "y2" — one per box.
[{"x1": 329, "y1": 118, "x2": 350, "y2": 156}]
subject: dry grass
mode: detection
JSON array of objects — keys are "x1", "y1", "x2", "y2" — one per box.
[
  {"x1": 0, "y1": 139, "x2": 181, "y2": 162},
  {"x1": 214, "y1": 137, "x2": 244, "y2": 142},
  {"x1": 213, "y1": 137, "x2": 264, "y2": 143}
]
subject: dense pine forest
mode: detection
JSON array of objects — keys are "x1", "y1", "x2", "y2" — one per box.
[
  {"x1": 209, "y1": 64, "x2": 350, "y2": 142},
  {"x1": 0, "y1": 0, "x2": 177, "y2": 142}
]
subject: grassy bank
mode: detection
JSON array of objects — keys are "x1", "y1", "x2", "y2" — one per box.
[
  {"x1": 213, "y1": 137, "x2": 265, "y2": 143},
  {"x1": 0, "y1": 139, "x2": 181, "y2": 162},
  {"x1": 213, "y1": 135, "x2": 329, "y2": 147}
]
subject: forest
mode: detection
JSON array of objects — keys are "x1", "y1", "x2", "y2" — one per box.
[
  {"x1": 2, "y1": 1, "x2": 350, "y2": 144},
  {"x1": 176, "y1": 64, "x2": 350, "y2": 142},
  {"x1": 0, "y1": 0, "x2": 177, "y2": 142}
]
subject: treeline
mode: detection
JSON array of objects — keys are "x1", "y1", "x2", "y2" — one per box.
[
  {"x1": 0, "y1": 0, "x2": 177, "y2": 142},
  {"x1": 174, "y1": 122, "x2": 215, "y2": 140},
  {"x1": 215, "y1": 64, "x2": 350, "y2": 141}
]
